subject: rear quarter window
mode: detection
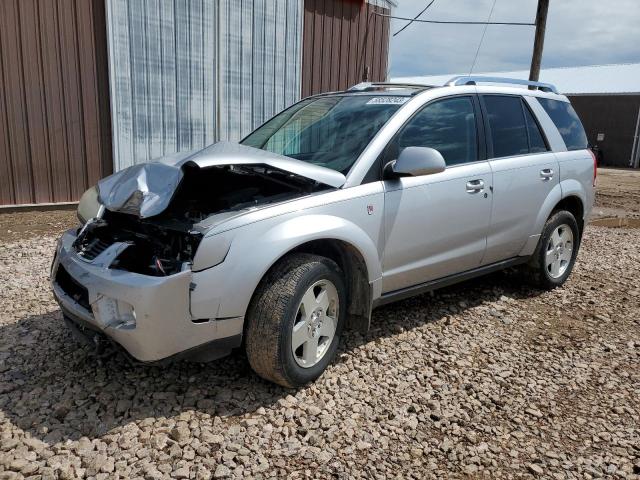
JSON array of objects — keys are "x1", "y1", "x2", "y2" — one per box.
[{"x1": 537, "y1": 98, "x2": 588, "y2": 151}]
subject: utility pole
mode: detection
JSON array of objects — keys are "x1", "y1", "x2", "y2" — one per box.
[{"x1": 529, "y1": 0, "x2": 549, "y2": 83}]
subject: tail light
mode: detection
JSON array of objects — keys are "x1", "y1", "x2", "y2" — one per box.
[{"x1": 589, "y1": 148, "x2": 598, "y2": 187}]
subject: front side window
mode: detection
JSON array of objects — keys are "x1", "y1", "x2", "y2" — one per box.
[
  {"x1": 241, "y1": 95, "x2": 404, "y2": 174},
  {"x1": 537, "y1": 97, "x2": 588, "y2": 151},
  {"x1": 394, "y1": 96, "x2": 478, "y2": 166}
]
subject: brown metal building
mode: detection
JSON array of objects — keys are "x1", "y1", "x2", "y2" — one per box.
[
  {"x1": 569, "y1": 94, "x2": 640, "y2": 168},
  {"x1": 302, "y1": 0, "x2": 390, "y2": 97},
  {"x1": 0, "y1": 0, "x2": 112, "y2": 206},
  {"x1": 0, "y1": 0, "x2": 392, "y2": 207}
]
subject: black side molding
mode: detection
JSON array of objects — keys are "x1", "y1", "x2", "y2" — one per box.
[{"x1": 373, "y1": 257, "x2": 529, "y2": 308}]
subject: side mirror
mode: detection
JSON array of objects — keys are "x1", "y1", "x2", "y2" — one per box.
[{"x1": 384, "y1": 147, "x2": 446, "y2": 178}]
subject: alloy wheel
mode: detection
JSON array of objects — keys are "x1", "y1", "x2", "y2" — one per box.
[
  {"x1": 291, "y1": 280, "x2": 339, "y2": 368},
  {"x1": 545, "y1": 224, "x2": 574, "y2": 279}
]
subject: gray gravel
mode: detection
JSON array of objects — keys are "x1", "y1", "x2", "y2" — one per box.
[{"x1": 1, "y1": 226, "x2": 639, "y2": 479}]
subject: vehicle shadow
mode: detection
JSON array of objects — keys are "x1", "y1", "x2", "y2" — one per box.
[
  {"x1": 0, "y1": 310, "x2": 282, "y2": 444},
  {"x1": 0, "y1": 269, "x2": 541, "y2": 444},
  {"x1": 339, "y1": 268, "x2": 541, "y2": 360}
]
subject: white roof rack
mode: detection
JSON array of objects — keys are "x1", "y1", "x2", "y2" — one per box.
[
  {"x1": 446, "y1": 76, "x2": 559, "y2": 94},
  {"x1": 349, "y1": 82, "x2": 434, "y2": 91}
]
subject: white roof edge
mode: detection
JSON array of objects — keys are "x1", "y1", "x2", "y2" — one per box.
[
  {"x1": 565, "y1": 92, "x2": 640, "y2": 96},
  {"x1": 366, "y1": 0, "x2": 398, "y2": 9}
]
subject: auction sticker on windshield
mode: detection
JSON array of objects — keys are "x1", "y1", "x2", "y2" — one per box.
[{"x1": 366, "y1": 97, "x2": 409, "y2": 105}]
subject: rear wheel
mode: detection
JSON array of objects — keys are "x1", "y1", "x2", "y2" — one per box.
[
  {"x1": 245, "y1": 254, "x2": 346, "y2": 388},
  {"x1": 526, "y1": 210, "x2": 581, "y2": 289}
]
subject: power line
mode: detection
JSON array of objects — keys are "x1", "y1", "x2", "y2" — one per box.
[
  {"x1": 469, "y1": 0, "x2": 498, "y2": 74},
  {"x1": 374, "y1": 12, "x2": 534, "y2": 27},
  {"x1": 393, "y1": 0, "x2": 437, "y2": 37}
]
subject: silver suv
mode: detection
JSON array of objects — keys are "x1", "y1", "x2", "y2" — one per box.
[{"x1": 52, "y1": 77, "x2": 596, "y2": 387}]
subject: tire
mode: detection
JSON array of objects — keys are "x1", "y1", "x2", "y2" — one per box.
[
  {"x1": 525, "y1": 210, "x2": 581, "y2": 290},
  {"x1": 245, "y1": 253, "x2": 346, "y2": 388}
]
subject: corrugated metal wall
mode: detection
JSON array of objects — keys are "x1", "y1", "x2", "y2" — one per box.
[
  {"x1": 301, "y1": 0, "x2": 390, "y2": 97},
  {"x1": 107, "y1": 0, "x2": 303, "y2": 170},
  {"x1": 217, "y1": 0, "x2": 303, "y2": 142},
  {"x1": 106, "y1": 0, "x2": 217, "y2": 170},
  {"x1": 0, "y1": 0, "x2": 112, "y2": 206},
  {"x1": 0, "y1": 0, "x2": 391, "y2": 205}
]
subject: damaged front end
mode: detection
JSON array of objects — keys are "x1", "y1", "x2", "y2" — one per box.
[
  {"x1": 52, "y1": 143, "x2": 345, "y2": 362},
  {"x1": 74, "y1": 142, "x2": 345, "y2": 276},
  {"x1": 73, "y1": 213, "x2": 201, "y2": 276}
]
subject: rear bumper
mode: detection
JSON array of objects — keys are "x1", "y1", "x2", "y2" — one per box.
[{"x1": 51, "y1": 228, "x2": 242, "y2": 362}]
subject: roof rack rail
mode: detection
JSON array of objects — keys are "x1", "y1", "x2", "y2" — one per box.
[
  {"x1": 349, "y1": 82, "x2": 434, "y2": 91},
  {"x1": 445, "y1": 76, "x2": 559, "y2": 94}
]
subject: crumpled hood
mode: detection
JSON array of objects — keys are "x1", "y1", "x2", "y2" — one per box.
[
  {"x1": 183, "y1": 142, "x2": 346, "y2": 188},
  {"x1": 97, "y1": 142, "x2": 346, "y2": 218},
  {"x1": 98, "y1": 163, "x2": 183, "y2": 218}
]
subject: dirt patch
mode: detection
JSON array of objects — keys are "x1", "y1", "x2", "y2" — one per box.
[
  {"x1": 591, "y1": 217, "x2": 640, "y2": 228},
  {"x1": 0, "y1": 209, "x2": 77, "y2": 242},
  {"x1": 593, "y1": 167, "x2": 640, "y2": 220}
]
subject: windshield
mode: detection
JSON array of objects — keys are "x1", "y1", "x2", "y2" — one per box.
[{"x1": 241, "y1": 95, "x2": 406, "y2": 174}]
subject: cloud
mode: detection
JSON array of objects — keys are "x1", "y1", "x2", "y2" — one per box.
[{"x1": 389, "y1": 0, "x2": 640, "y2": 77}]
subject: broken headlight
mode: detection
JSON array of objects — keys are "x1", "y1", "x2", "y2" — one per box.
[
  {"x1": 191, "y1": 230, "x2": 234, "y2": 271},
  {"x1": 77, "y1": 186, "x2": 103, "y2": 224}
]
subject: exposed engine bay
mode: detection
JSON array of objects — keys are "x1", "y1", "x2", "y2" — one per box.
[{"x1": 73, "y1": 163, "x2": 325, "y2": 276}]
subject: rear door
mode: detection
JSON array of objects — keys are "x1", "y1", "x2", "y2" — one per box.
[
  {"x1": 480, "y1": 94, "x2": 559, "y2": 265},
  {"x1": 536, "y1": 96, "x2": 595, "y2": 215},
  {"x1": 381, "y1": 95, "x2": 493, "y2": 293}
]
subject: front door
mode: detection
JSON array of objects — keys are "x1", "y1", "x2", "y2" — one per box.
[{"x1": 381, "y1": 95, "x2": 493, "y2": 294}]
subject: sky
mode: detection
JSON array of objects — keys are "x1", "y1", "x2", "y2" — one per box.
[{"x1": 389, "y1": 0, "x2": 640, "y2": 77}]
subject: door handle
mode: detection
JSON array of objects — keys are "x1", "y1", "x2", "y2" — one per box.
[
  {"x1": 540, "y1": 168, "x2": 554, "y2": 180},
  {"x1": 466, "y1": 179, "x2": 484, "y2": 193}
]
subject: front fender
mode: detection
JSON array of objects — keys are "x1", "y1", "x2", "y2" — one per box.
[
  {"x1": 260, "y1": 214, "x2": 382, "y2": 282},
  {"x1": 190, "y1": 213, "x2": 382, "y2": 320}
]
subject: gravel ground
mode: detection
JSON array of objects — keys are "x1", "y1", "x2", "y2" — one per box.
[{"x1": 0, "y1": 223, "x2": 639, "y2": 479}]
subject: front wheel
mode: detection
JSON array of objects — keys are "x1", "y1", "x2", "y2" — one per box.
[
  {"x1": 526, "y1": 210, "x2": 581, "y2": 289},
  {"x1": 245, "y1": 254, "x2": 346, "y2": 388}
]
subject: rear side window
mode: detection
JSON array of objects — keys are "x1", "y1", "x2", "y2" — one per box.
[
  {"x1": 483, "y1": 95, "x2": 529, "y2": 158},
  {"x1": 537, "y1": 98, "x2": 588, "y2": 150},
  {"x1": 396, "y1": 96, "x2": 478, "y2": 166}
]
